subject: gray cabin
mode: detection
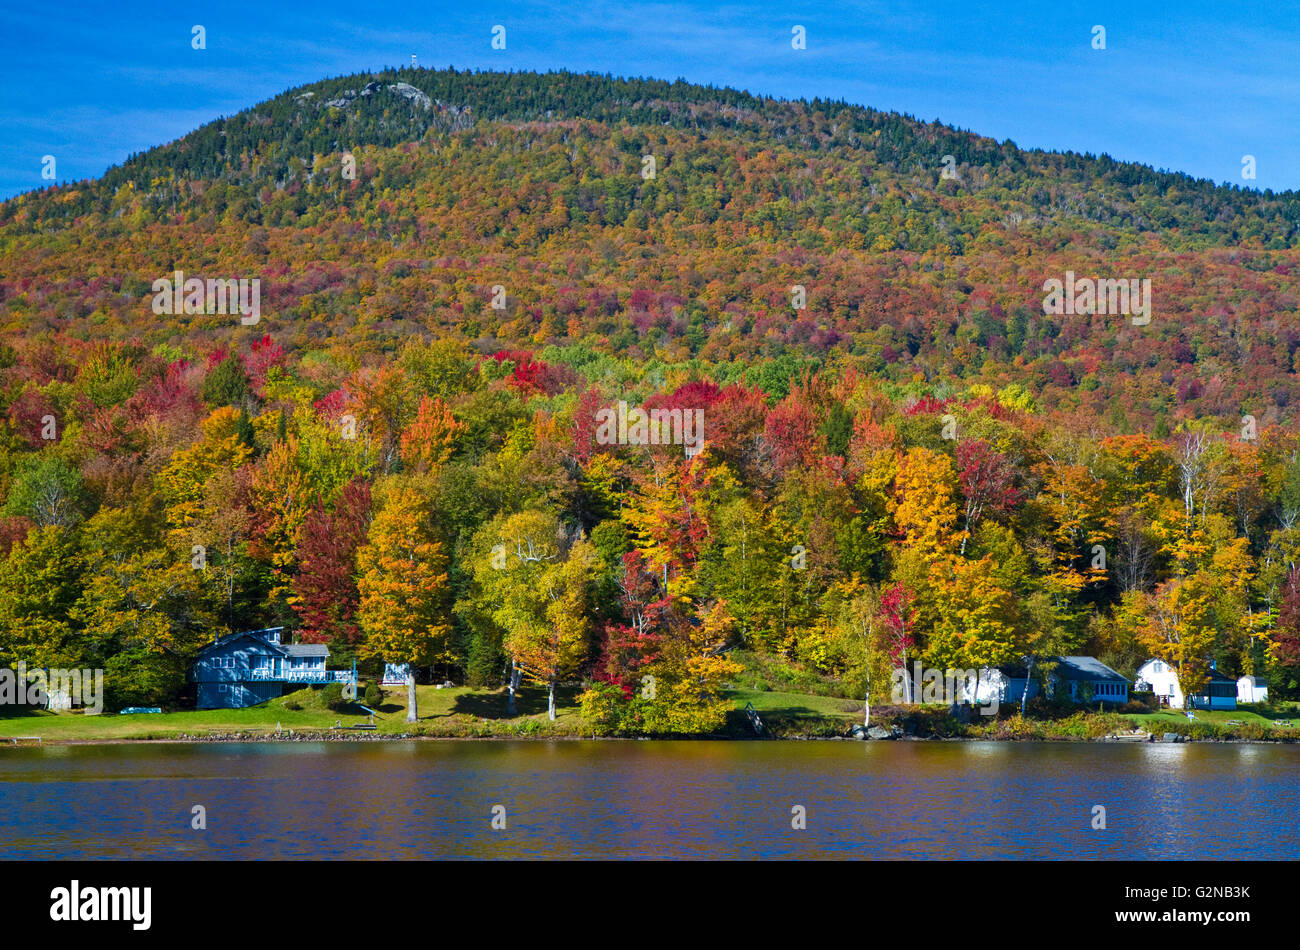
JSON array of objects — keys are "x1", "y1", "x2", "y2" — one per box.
[
  {"x1": 191, "y1": 627, "x2": 351, "y2": 709},
  {"x1": 972, "y1": 656, "x2": 1130, "y2": 706}
]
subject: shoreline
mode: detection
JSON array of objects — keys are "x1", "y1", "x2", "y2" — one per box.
[
  {"x1": 7, "y1": 697, "x2": 1296, "y2": 746},
  {"x1": 8, "y1": 731, "x2": 1298, "y2": 747}
]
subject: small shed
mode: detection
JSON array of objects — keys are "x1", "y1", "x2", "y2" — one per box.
[
  {"x1": 1237, "y1": 674, "x2": 1268, "y2": 704},
  {"x1": 381, "y1": 662, "x2": 412, "y2": 686}
]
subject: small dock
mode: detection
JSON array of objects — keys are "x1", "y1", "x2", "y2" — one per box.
[
  {"x1": 1104, "y1": 729, "x2": 1150, "y2": 742},
  {"x1": 1, "y1": 736, "x2": 42, "y2": 746}
]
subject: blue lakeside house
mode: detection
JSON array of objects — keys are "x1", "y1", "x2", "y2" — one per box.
[
  {"x1": 191, "y1": 627, "x2": 353, "y2": 709},
  {"x1": 965, "y1": 656, "x2": 1130, "y2": 707}
]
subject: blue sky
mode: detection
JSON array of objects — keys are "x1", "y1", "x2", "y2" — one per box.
[{"x1": 2, "y1": 0, "x2": 1298, "y2": 200}]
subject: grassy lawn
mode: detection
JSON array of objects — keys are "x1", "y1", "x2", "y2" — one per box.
[
  {"x1": 1129, "y1": 710, "x2": 1273, "y2": 729},
  {"x1": 1126, "y1": 702, "x2": 1299, "y2": 731},
  {"x1": 0, "y1": 682, "x2": 860, "y2": 742},
  {"x1": 0, "y1": 682, "x2": 587, "y2": 742},
  {"x1": 0, "y1": 687, "x2": 368, "y2": 741},
  {"x1": 722, "y1": 688, "x2": 863, "y2": 737},
  {"x1": 5, "y1": 682, "x2": 1297, "y2": 743},
  {"x1": 391, "y1": 682, "x2": 585, "y2": 736},
  {"x1": 727, "y1": 688, "x2": 862, "y2": 721}
]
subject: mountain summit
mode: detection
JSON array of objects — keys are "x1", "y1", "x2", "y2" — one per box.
[{"x1": 3, "y1": 68, "x2": 1300, "y2": 427}]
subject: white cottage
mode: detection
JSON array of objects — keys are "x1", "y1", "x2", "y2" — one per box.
[
  {"x1": 1135, "y1": 659, "x2": 1238, "y2": 711},
  {"x1": 1136, "y1": 658, "x2": 1183, "y2": 708},
  {"x1": 1237, "y1": 674, "x2": 1268, "y2": 704}
]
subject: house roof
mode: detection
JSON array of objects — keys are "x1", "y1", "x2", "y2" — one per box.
[
  {"x1": 198, "y1": 629, "x2": 288, "y2": 657},
  {"x1": 196, "y1": 628, "x2": 330, "y2": 660},
  {"x1": 284, "y1": 644, "x2": 330, "y2": 657},
  {"x1": 1053, "y1": 656, "x2": 1129, "y2": 684},
  {"x1": 1137, "y1": 659, "x2": 1236, "y2": 679},
  {"x1": 985, "y1": 656, "x2": 1127, "y2": 683}
]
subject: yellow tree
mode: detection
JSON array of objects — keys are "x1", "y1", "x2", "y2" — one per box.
[
  {"x1": 1154, "y1": 425, "x2": 1229, "y2": 577},
  {"x1": 1034, "y1": 459, "x2": 1110, "y2": 592},
  {"x1": 356, "y1": 477, "x2": 451, "y2": 722},
  {"x1": 1221, "y1": 439, "x2": 1266, "y2": 540},
  {"x1": 889, "y1": 446, "x2": 960, "y2": 559},
  {"x1": 0, "y1": 525, "x2": 83, "y2": 671},
  {"x1": 349, "y1": 364, "x2": 415, "y2": 474},
  {"x1": 1098, "y1": 434, "x2": 1175, "y2": 517},
  {"x1": 473, "y1": 510, "x2": 596, "y2": 720},
  {"x1": 521, "y1": 535, "x2": 596, "y2": 720},
  {"x1": 1135, "y1": 576, "x2": 1217, "y2": 704},
  {"x1": 887, "y1": 447, "x2": 961, "y2": 664},
  {"x1": 924, "y1": 554, "x2": 1021, "y2": 672},
  {"x1": 157, "y1": 406, "x2": 252, "y2": 535},
  {"x1": 172, "y1": 465, "x2": 256, "y2": 633},
  {"x1": 638, "y1": 600, "x2": 743, "y2": 734},
  {"x1": 249, "y1": 436, "x2": 314, "y2": 600},
  {"x1": 71, "y1": 507, "x2": 214, "y2": 706},
  {"x1": 1206, "y1": 538, "x2": 1266, "y2": 671}
]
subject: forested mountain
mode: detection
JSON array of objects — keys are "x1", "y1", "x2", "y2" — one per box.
[
  {"x1": 6, "y1": 69, "x2": 1300, "y2": 429},
  {"x1": 2, "y1": 69, "x2": 1300, "y2": 724}
]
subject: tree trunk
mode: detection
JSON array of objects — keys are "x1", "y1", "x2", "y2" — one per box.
[
  {"x1": 548, "y1": 678, "x2": 557, "y2": 721},
  {"x1": 406, "y1": 672, "x2": 417, "y2": 723},
  {"x1": 864, "y1": 674, "x2": 870, "y2": 728},
  {"x1": 507, "y1": 659, "x2": 519, "y2": 716},
  {"x1": 1020, "y1": 659, "x2": 1034, "y2": 716}
]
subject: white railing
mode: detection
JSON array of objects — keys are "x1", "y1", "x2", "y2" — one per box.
[{"x1": 248, "y1": 668, "x2": 352, "y2": 684}]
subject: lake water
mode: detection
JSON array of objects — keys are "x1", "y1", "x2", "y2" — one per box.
[{"x1": 1, "y1": 740, "x2": 1296, "y2": 859}]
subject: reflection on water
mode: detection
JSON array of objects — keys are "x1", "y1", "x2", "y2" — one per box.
[{"x1": 1, "y1": 740, "x2": 1296, "y2": 859}]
